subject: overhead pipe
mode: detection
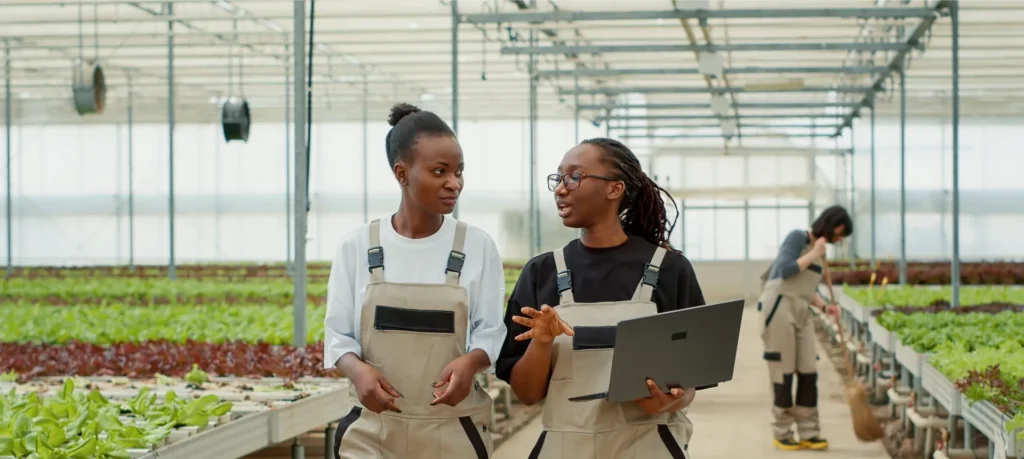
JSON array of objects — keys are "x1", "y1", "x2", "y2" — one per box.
[{"x1": 669, "y1": 0, "x2": 740, "y2": 142}]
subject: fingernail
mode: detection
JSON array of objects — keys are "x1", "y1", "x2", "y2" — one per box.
[{"x1": 395, "y1": 409, "x2": 402, "y2": 413}]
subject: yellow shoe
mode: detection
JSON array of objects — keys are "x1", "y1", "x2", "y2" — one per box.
[
  {"x1": 800, "y1": 437, "x2": 829, "y2": 450},
  {"x1": 773, "y1": 438, "x2": 803, "y2": 451}
]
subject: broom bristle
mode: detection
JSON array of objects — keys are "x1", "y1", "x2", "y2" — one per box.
[
  {"x1": 847, "y1": 384, "x2": 885, "y2": 442},
  {"x1": 822, "y1": 261, "x2": 886, "y2": 443}
]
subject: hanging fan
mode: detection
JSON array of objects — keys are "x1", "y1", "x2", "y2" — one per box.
[
  {"x1": 72, "y1": 64, "x2": 107, "y2": 115},
  {"x1": 221, "y1": 98, "x2": 251, "y2": 142},
  {"x1": 71, "y1": 3, "x2": 105, "y2": 115},
  {"x1": 221, "y1": 19, "x2": 251, "y2": 142}
]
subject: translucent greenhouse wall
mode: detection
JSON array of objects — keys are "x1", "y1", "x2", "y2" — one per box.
[
  {"x1": 841, "y1": 117, "x2": 1024, "y2": 262},
  {"x1": 0, "y1": 116, "x2": 1021, "y2": 266}
]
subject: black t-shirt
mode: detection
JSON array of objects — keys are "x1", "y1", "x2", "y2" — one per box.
[{"x1": 494, "y1": 236, "x2": 707, "y2": 383}]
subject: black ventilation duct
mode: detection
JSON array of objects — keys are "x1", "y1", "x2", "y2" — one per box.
[
  {"x1": 221, "y1": 98, "x2": 251, "y2": 142},
  {"x1": 72, "y1": 64, "x2": 107, "y2": 115}
]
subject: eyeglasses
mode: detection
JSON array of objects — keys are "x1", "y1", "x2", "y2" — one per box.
[{"x1": 547, "y1": 171, "x2": 619, "y2": 192}]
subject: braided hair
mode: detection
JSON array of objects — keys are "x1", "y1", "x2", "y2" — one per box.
[{"x1": 581, "y1": 137, "x2": 681, "y2": 252}]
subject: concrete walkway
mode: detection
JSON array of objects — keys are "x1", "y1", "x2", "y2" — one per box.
[{"x1": 494, "y1": 302, "x2": 891, "y2": 458}]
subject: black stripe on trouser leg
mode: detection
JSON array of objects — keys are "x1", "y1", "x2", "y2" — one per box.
[
  {"x1": 763, "y1": 352, "x2": 782, "y2": 361},
  {"x1": 764, "y1": 295, "x2": 783, "y2": 326},
  {"x1": 458, "y1": 416, "x2": 488, "y2": 459},
  {"x1": 333, "y1": 406, "x2": 362, "y2": 459},
  {"x1": 527, "y1": 431, "x2": 547, "y2": 459},
  {"x1": 657, "y1": 425, "x2": 687, "y2": 459},
  {"x1": 808, "y1": 264, "x2": 823, "y2": 274},
  {"x1": 773, "y1": 373, "x2": 794, "y2": 409},
  {"x1": 796, "y1": 372, "x2": 818, "y2": 408}
]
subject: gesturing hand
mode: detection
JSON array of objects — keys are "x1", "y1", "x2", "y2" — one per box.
[
  {"x1": 350, "y1": 361, "x2": 402, "y2": 414},
  {"x1": 430, "y1": 354, "x2": 477, "y2": 407},
  {"x1": 511, "y1": 305, "x2": 575, "y2": 344},
  {"x1": 634, "y1": 378, "x2": 696, "y2": 416}
]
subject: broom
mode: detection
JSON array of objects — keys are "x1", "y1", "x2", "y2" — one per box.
[{"x1": 821, "y1": 260, "x2": 886, "y2": 442}]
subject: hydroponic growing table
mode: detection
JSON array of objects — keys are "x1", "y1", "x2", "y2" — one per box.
[
  {"x1": 0, "y1": 376, "x2": 351, "y2": 459},
  {"x1": 829, "y1": 286, "x2": 1024, "y2": 459}
]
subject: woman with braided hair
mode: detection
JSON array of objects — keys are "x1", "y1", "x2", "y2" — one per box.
[{"x1": 495, "y1": 138, "x2": 706, "y2": 458}]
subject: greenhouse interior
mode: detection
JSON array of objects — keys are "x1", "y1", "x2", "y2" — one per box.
[{"x1": 1, "y1": 0, "x2": 1022, "y2": 458}]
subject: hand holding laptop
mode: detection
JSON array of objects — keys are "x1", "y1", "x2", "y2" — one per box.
[
  {"x1": 634, "y1": 378, "x2": 696, "y2": 415},
  {"x1": 512, "y1": 305, "x2": 575, "y2": 343}
]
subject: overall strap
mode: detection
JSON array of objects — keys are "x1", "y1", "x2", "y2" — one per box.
[
  {"x1": 445, "y1": 220, "x2": 468, "y2": 286},
  {"x1": 367, "y1": 219, "x2": 385, "y2": 282},
  {"x1": 552, "y1": 247, "x2": 575, "y2": 304},
  {"x1": 632, "y1": 246, "x2": 668, "y2": 302}
]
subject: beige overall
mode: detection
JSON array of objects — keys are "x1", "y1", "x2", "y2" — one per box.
[
  {"x1": 758, "y1": 244, "x2": 823, "y2": 441},
  {"x1": 527, "y1": 245, "x2": 694, "y2": 459},
  {"x1": 334, "y1": 219, "x2": 494, "y2": 459}
]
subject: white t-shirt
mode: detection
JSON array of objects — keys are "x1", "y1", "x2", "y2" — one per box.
[{"x1": 322, "y1": 215, "x2": 508, "y2": 372}]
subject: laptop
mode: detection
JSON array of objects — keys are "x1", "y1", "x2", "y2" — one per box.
[{"x1": 568, "y1": 299, "x2": 746, "y2": 403}]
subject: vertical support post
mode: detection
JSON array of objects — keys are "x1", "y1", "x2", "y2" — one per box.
[
  {"x1": 116, "y1": 123, "x2": 123, "y2": 263},
  {"x1": 807, "y1": 158, "x2": 816, "y2": 223},
  {"x1": 743, "y1": 159, "x2": 750, "y2": 261},
  {"x1": 950, "y1": 1, "x2": 960, "y2": 307},
  {"x1": 573, "y1": 68, "x2": 580, "y2": 144},
  {"x1": 323, "y1": 424, "x2": 335, "y2": 459},
  {"x1": 574, "y1": 69, "x2": 581, "y2": 239},
  {"x1": 939, "y1": 100, "x2": 948, "y2": 258},
  {"x1": 3, "y1": 40, "x2": 11, "y2": 276},
  {"x1": 451, "y1": 0, "x2": 460, "y2": 219},
  {"x1": 849, "y1": 124, "x2": 857, "y2": 267},
  {"x1": 527, "y1": 6, "x2": 538, "y2": 257},
  {"x1": 166, "y1": 2, "x2": 177, "y2": 279},
  {"x1": 362, "y1": 70, "x2": 369, "y2": 223},
  {"x1": 808, "y1": 119, "x2": 816, "y2": 225},
  {"x1": 898, "y1": 70, "x2": 907, "y2": 285},
  {"x1": 870, "y1": 101, "x2": 876, "y2": 271},
  {"x1": 285, "y1": 44, "x2": 292, "y2": 272},
  {"x1": 127, "y1": 83, "x2": 135, "y2": 269},
  {"x1": 214, "y1": 119, "x2": 222, "y2": 259},
  {"x1": 832, "y1": 137, "x2": 840, "y2": 206},
  {"x1": 679, "y1": 197, "x2": 686, "y2": 252},
  {"x1": 292, "y1": 0, "x2": 309, "y2": 348}
]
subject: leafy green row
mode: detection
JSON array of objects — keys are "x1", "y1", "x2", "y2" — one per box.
[
  {"x1": 877, "y1": 310, "x2": 1024, "y2": 353},
  {"x1": 10, "y1": 262, "x2": 331, "y2": 277},
  {"x1": 1, "y1": 278, "x2": 329, "y2": 304},
  {"x1": 871, "y1": 305, "x2": 1024, "y2": 440},
  {"x1": 930, "y1": 341, "x2": 1024, "y2": 396},
  {"x1": 0, "y1": 379, "x2": 231, "y2": 458},
  {"x1": 1, "y1": 304, "x2": 327, "y2": 345},
  {"x1": 3, "y1": 270, "x2": 527, "y2": 305},
  {"x1": 845, "y1": 285, "x2": 1024, "y2": 308},
  {"x1": 929, "y1": 341, "x2": 1024, "y2": 442}
]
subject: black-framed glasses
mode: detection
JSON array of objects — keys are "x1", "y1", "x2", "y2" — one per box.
[{"x1": 547, "y1": 172, "x2": 619, "y2": 192}]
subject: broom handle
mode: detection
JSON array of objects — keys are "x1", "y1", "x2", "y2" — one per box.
[{"x1": 822, "y1": 258, "x2": 857, "y2": 383}]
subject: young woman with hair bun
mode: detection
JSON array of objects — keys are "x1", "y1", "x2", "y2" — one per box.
[{"x1": 324, "y1": 103, "x2": 507, "y2": 459}]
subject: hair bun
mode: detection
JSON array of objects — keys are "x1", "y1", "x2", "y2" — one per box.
[{"x1": 387, "y1": 103, "x2": 421, "y2": 127}]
